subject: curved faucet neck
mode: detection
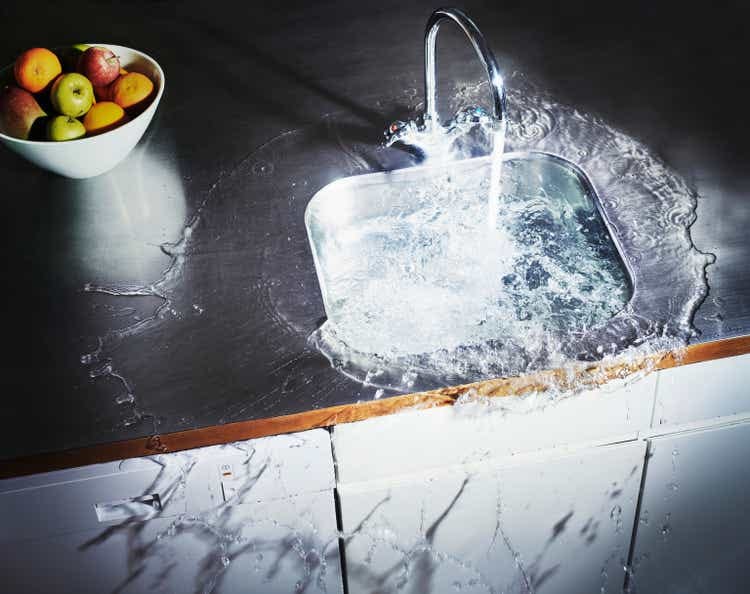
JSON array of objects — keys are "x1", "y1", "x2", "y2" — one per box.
[{"x1": 424, "y1": 7, "x2": 507, "y2": 128}]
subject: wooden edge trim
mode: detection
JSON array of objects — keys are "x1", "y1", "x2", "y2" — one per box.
[{"x1": 2, "y1": 334, "x2": 749, "y2": 479}]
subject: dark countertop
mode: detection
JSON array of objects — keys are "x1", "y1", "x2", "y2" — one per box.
[{"x1": 1, "y1": 0, "x2": 748, "y2": 462}]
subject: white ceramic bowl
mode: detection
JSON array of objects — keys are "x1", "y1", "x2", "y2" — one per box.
[{"x1": 0, "y1": 44, "x2": 164, "y2": 179}]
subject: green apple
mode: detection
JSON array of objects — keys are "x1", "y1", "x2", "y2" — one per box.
[
  {"x1": 47, "y1": 115, "x2": 86, "y2": 141},
  {"x1": 50, "y1": 73, "x2": 94, "y2": 118}
]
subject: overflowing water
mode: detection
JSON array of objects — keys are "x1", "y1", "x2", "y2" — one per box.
[
  {"x1": 77, "y1": 74, "x2": 712, "y2": 418},
  {"x1": 307, "y1": 152, "x2": 629, "y2": 357},
  {"x1": 309, "y1": 76, "x2": 713, "y2": 391}
]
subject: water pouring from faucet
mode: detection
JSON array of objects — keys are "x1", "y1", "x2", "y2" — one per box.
[{"x1": 388, "y1": 7, "x2": 508, "y2": 228}]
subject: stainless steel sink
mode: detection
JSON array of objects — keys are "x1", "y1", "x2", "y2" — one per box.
[
  {"x1": 305, "y1": 150, "x2": 635, "y2": 387},
  {"x1": 303, "y1": 6, "x2": 649, "y2": 390}
]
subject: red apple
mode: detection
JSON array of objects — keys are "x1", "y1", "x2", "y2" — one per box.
[
  {"x1": 77, "y1": 46, "x2": 120, "y2": 87},
  {"x1": 93, "y1": 84, "x2": 111, "y2": 102},
  {"x1": 0, "y1": 85, "x2": 47, "y2": 139}
]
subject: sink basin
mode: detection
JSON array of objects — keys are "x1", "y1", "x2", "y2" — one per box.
[{"x1": 305, "y1": 151, "x2": 634, "y2": 386}]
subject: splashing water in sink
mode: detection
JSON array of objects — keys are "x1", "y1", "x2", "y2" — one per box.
[
  {"x1": 385, "y1": 106, "x2": 508, "y2": 231},
  {"x1": 307, "y1": 75, "x2": 712, "y2": 392},
  {"x1": 306, "y1": 145, "x2": 629, "y2": 358}
]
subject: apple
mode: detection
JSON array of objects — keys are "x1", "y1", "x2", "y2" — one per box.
[
  {"x1": 77, "y1": 46, "x2": 120, "y2": 87},
  {"x1": 0, "y1": 85, "x2": 47, "y2": 139},
  {"x1": 50, "y1": 73, "x2": 94, "y2": 118},
  {"x1": 47, "y1": 115, "x2": 86, "y2": 141},
  {"x1": 93, "y1": 83, "x2": 111, "y2": 102}
]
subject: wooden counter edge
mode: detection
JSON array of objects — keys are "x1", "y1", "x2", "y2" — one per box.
[{"x1": 3, "y1": 334, "x2": 749, "y2": 480}]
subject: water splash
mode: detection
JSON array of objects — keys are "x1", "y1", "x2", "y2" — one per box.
[
  {"x1": 311, "y1": 75, "x2": 713, "y2": 392},
  {"x1": 81, "y1": 438, "x2": 339, "y2": 594},
  {"x1": 76, "y1": 74, "x2": 713, "y2": 422},
  {"x1": 77, "y1": 131, "x2": 302, "y2": 429}
]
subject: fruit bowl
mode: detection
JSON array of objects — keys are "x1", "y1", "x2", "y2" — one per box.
[{"x1": 0, "y1": 44, "x2": 164, "y2": 179}]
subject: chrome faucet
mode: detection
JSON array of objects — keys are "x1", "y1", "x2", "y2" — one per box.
[{"x1": 387, "y1": 7, "x2": 507, "y2": 143}]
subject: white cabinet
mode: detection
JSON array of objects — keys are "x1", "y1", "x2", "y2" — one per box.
[
  {"x1": 630, "y1": 420, "x2": 750, "y2": 594},
  {"x1": 654, "y1": 353, "x2": 750, "y2": 428},
  {"x1": 333, "y1": 375, "x2": 658, "y2": 594},
  {"x1": 0, "y1": 430, "x2": 343, "y2": 594},
  {"x1": 338, "y1": 441, "x2": 646, "y2": 594}
]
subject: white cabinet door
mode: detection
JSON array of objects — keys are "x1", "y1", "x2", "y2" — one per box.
[
  {"x1": 630, "y1": 420, "x2": 750, "y2": 594},
  {"x1": 0, "y1": 429, "x2": 343, "y2": 594},
  {"x1": 339, "y1": 441, "x2": 646, "y2": 594},
  {"x1": 653, "y1": 353, "x2": 750, "y2": 428}
]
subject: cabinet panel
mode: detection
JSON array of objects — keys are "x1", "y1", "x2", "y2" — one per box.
[
  {"x1": 631, "y1": 421, "x2": 750, "y2": 594},
  {"x1": 654, "y1": 353, "x2": 750, "y2": 427},
  {"x1": 1, "y1": 491, "x2": 342, "y2": 594},
  {"x1": 0, "y1": 430, "x2": 342, "y2": 594},
  {"x1": 339, "y1": 441, "x2": 646, "y2": 594}
]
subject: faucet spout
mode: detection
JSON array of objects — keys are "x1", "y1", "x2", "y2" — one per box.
[{"x1": 424, "y1": 7, "x2": 506, "y2": 129}]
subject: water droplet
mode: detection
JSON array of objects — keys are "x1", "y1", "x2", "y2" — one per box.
[
  {"x1": 115, "y1": 393, "x2": 135, "y2": 405},
  {"x1": 610, "y1": 504, "x2": 623, "y2": 533},
  {"x1": 252, "y1": 160, "x2": 274, "y2": 176},
  {"x1": 121, "y1": 415, "x2": 140, "y2": 427},
  {"x1": 659, "y1": 513, "x2": 672, "y2": 540}
]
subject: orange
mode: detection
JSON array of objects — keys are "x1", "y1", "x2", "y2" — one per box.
[
  {"x1": 83, "y1": 101, "x2": 127, "y2": 135},
  {"x1": 94, "y1": 69, "x2": 128, "y2": 101},
  {"x1": 14, "y1": 48, "x2": 62, "y2": 93},
  {"x1": 110, "y1": 72, "x2": 153, "y2": 109}
]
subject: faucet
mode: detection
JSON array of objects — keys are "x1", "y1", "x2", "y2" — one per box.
[{"x1": 387, "y1": 7, "x2": 507, "y2": 143}]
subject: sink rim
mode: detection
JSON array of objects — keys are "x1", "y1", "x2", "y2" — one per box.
[
  {"x1": 304, "y1": 150, "x2": 643, "y2": 389},
  {"x1": 306, "y1": 149, "x2": 635, "y2": 311}
]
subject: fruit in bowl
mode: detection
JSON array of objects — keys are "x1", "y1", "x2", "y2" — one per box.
[
  {"x1": 111, "y1": 72, "x2": 154, "y2": 110},
  {"x1": 0, "y1": 85, "x2": 47, "y2": 140},
  {"x1": 83, "y1": 101, "x2": 127, "y2": 135},
  {"x1": 0, "y1": 43, "x2": 164, "y2": 178},
  {"x1": 14, "y1": 48, "x2": 61, "y2": 94},
  {"x1": 50, "y1": 73, "x2": 95, "y2": 118},
  {"x1": 77, "y1": 46, "x2": 120, "y2": 87},
  {"x1": 47, "y1": 115, "x2": 86, "y2": 141}
]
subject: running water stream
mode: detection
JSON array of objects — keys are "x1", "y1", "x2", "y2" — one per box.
[{"x1": 487, "y1": 121, "x2": 506, "y2": 230}]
